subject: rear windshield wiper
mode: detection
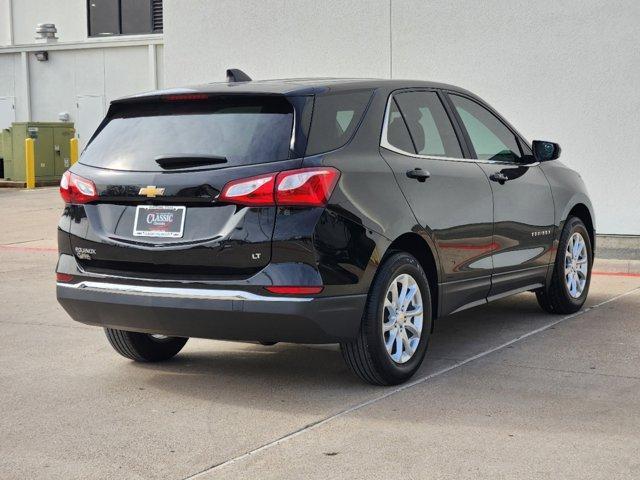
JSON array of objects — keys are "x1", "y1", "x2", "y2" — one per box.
[{"x1": 155, "y1": 154, "x2": 228, "y2": 170}]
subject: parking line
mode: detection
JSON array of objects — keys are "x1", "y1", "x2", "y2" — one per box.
[{"x1": 183, "y1": 286, "x2": 640, "y2": 479}]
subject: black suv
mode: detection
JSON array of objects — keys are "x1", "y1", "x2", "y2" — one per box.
[{"x1": 56, "y1": 74, "x2": 595, "y2": 385}]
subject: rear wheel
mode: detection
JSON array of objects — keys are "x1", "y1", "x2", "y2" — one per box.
[
  {"x1": 341, "y1": 252, "x2": 432, "y2": 385},
  {"x1": 536, "y1": 216, "x2": 592, "y2": 314},
  {"x1": 104, "y1": 328, "x2": 188, "y2": 362}
]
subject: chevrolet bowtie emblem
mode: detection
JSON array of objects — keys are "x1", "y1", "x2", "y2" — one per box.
[{"x1": 139, "y1": 186, "x2": 165, "y2": 198}]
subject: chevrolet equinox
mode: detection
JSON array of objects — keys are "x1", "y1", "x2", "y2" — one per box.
[{"x1": 56, "y1": 72, "x2": 595, "y2": 385}]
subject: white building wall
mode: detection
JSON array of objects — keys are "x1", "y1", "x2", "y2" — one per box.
[
  {"x1": 164, "y1": 0, "x2": 391, "y2": 84},
  {"x1": 0, "y1": 0, "x2": 163, "y2": 149},
  {"x1": 10, "y1": 0, "x2": 86, "y2": 44},
  {"x1": 0, "y1": 0, "x2": 12, "y2": 45},
  {"x1": 163, "y1": 0, "x2": 640, "y2": 235}
]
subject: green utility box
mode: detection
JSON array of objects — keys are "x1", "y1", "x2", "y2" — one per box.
[
  {"x1": 0, "y1": 122, "x2": 75, "y2": 182},
  {"x1": 0, "y1": 128, "x2": 11, "y2": 178}
]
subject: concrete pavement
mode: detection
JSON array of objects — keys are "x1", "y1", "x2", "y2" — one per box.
[{"x1": 1, "y1": 187, "x2": 639, "y2": 479}]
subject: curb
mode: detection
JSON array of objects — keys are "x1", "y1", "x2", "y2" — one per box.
[{"x1": 594, "y1": 257, "x2": 640, "y2": 275}]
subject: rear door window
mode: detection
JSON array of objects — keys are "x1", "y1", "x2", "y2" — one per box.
[
  {"x1": 305, "y1": 90, "x2": 373, "y2": 155},
  {"x1": 384, "y1": 98, "x2": 416, "y2": 153},
  {"x1": 394, "y1": 91, "x2": 463, "y2": 158},
  {"x1": 80, "y1": 95, "x2": 296, "y2": 171}
]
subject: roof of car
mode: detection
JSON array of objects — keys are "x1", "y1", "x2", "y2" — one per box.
[{"x1": 115, "y1": 78, "x2": 472, "y2": 102}]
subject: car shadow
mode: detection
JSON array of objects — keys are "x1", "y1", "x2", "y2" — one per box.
[{"x1": 122, "y1": 292, "x2": 572, "y2": 414}]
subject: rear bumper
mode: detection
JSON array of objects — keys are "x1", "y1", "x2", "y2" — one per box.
[{"x1": 57, "y1": 281, "x2": 366, "y2": 343}]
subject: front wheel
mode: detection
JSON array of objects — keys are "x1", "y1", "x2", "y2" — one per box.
[
  {"x1": 536, "y1": 216, "x2": 592, "y2": 314},
  {"x1": 341, "y1": 252, "x2": 432, "y2": 385},
  {"x1": 104, "y1": 328, "x2": 188, "y2": 362}
]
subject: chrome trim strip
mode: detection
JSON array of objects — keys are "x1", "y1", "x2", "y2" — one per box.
[
  {"x1": 57, "y1": 281, "x2": 313, "y2": 302},
  {"x1": 289, "y1": 106, "x2": 297, "y2": 151},
  {"x1": 379, "y1": 93, "x2": 539, "y2": 167}
]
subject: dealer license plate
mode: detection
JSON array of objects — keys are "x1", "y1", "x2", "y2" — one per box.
[{"x1": 133, "y1": 205, "x2": 186, "y2": 238}]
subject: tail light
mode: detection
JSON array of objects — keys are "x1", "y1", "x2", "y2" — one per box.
[
  {"x1": 60, "y1": 171, "x2": 98, "y2": 204},
  {"x1": 218, "y1": 173, "x2": 276, "y2": 206},
  {"x1": 276, "y1": 168, "x2": 340, "y2": 206},
  {"x1": 219, "y1": 167, "x2": 340, "y2": 207}
]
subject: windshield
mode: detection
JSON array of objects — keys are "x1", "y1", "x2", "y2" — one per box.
[{"x1": 80, "y1": 95, "x2": 295, "y2": 171}]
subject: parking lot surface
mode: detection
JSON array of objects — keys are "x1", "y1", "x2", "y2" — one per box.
[{"x1": 1, "y1": 187, "x2": 639, "y2": 479}]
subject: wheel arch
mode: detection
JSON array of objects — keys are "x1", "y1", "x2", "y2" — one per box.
[
  {"x1": 383, "y1": 231, "x2": 441, "y2": 321},
  {"x1": 566, "y1": 203, "x2": 595, "y2": 256}
]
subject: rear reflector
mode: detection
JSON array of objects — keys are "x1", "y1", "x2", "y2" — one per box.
[
  {"x1": 56, "y1": 273, "x2": 74, "y2": 283},
  {"x1": 60, "y1": 171, "x2": 98, "y2": 204},
  {"x1": 218, "y1": 167, "x2": 340, "y2": 207},
  {"x1": 265, "y1": 286, "x2": 323, "y2": 295}
]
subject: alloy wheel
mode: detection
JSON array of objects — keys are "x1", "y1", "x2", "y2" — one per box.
[
  {"x1": 564, "y1": 232, "x2": 588, "y2": 298},
  {"x1": 382, "y1": 273, "x2": 424, "y2": 364}
]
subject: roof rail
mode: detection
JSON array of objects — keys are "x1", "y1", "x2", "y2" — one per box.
[{"x1": 226, "y1": 69, "x2": 252, "y2": 83}]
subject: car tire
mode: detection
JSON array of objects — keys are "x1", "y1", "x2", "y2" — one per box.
[
  {"x1": 104, "y1": 328, "x2": 188, "y2": 362},
  {"x1": 536, "y1": 216, "x2": 592, "y2": 314},
  {"x1": 340, "y1": 252, "x2": 433, "y2": 386}
]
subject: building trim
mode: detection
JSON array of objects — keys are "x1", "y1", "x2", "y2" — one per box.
[
  {"x1": 20, "y1": 51, "x2": 30, "y2": 121},
  {"x1": 7, "y1": 0, "x2": 14, "y2": 46},
  {"x1": 0, "y1": 34, "x2": 163, "y2": 54},
  {"x1": 148, "y1": 44, "x2": 158, "y2": 90}
]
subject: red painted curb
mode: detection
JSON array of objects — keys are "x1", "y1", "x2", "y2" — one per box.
[
  {"x1": 0, "y1": 245, "x2": 57, "y2": 253},
  {"x1": 592, "y1": 271, "x2": 640, "y2": 278}
]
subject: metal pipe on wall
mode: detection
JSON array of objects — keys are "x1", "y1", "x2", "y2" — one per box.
[{"x1": 7, "y1": 0, "x2": 14, "y2": 45}]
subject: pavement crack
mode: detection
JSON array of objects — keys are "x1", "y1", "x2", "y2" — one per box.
[
  {"x1": 485, "y1": 361, "x2": 640, "y2": 381},
  {"x1": 0, "y1": 319, "x2": 92, "y2": 330},
  {"x1": 0, "y1": 239, "x2": 45, "y2": 246}
]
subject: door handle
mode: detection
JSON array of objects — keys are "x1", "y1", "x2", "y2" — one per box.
[
  {"x1": 406, "y1": 168, "x2": 430, "y2": 182},
  {"x1": 489, "y1": 172, "x2": 509, "y2": 184}
]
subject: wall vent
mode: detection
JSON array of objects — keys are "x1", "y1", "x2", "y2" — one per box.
[{"x1": 152, "y1": 0, "x2": 163, "y2": 33}]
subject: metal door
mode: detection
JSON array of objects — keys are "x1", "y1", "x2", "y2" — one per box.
[{"x1": 0, "y1": 97, "x2": 15, "y2": 130}]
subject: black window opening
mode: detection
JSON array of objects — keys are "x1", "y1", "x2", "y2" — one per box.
[
  {"x1": 88, "y1": 0, "x2": 163, "y2": 37},
  {"x1": 392, "y1": 91, "x2": 463, "y2": 159},
  {"x1": 81, "y1": 96, "x2": 298, "y2": 172},
  {"x1": 305, "y1": 90, "x2": 374, "y2": 156}
]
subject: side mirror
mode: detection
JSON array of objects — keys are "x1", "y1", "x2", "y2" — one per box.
[{"x1": 532, "y1": 140, "x2": 561, "y2": 162}]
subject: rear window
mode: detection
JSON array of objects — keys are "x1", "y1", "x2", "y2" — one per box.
[
  {"x1": 305, "y1": 90, "x2": 373, "y2": 155},
  {"x1": 80, "y1": 95, "x2": 295, "y2": 171}
]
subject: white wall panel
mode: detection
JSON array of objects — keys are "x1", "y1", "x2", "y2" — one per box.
[
  {"x1": 74, "y1": 49, "x2": 105, "y2": 97},
  {"x1": 392, "y1": 0, "x2": 640, "y2": 234},
  {"x1": 29, "y1": 49, "x2": 75, "y2": 121},
  {"x1": 0, "y1": 53, "x2": 15, "y2": 96},
  {"x1": 11, "y1": 0, "x2": 86, "y2": 44},
  {"x1": 163, "y1": 0, "x2": 640, "y2": 234},
  {"x1": 164, "y1": 0, "x2": 390, "y2": 86},
  {"x1": 104, "y1": 46, "x2": 150, "y2": 103},
  {"x1": 0, "y1": 0, "x2": 11, "y2": 46}
]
